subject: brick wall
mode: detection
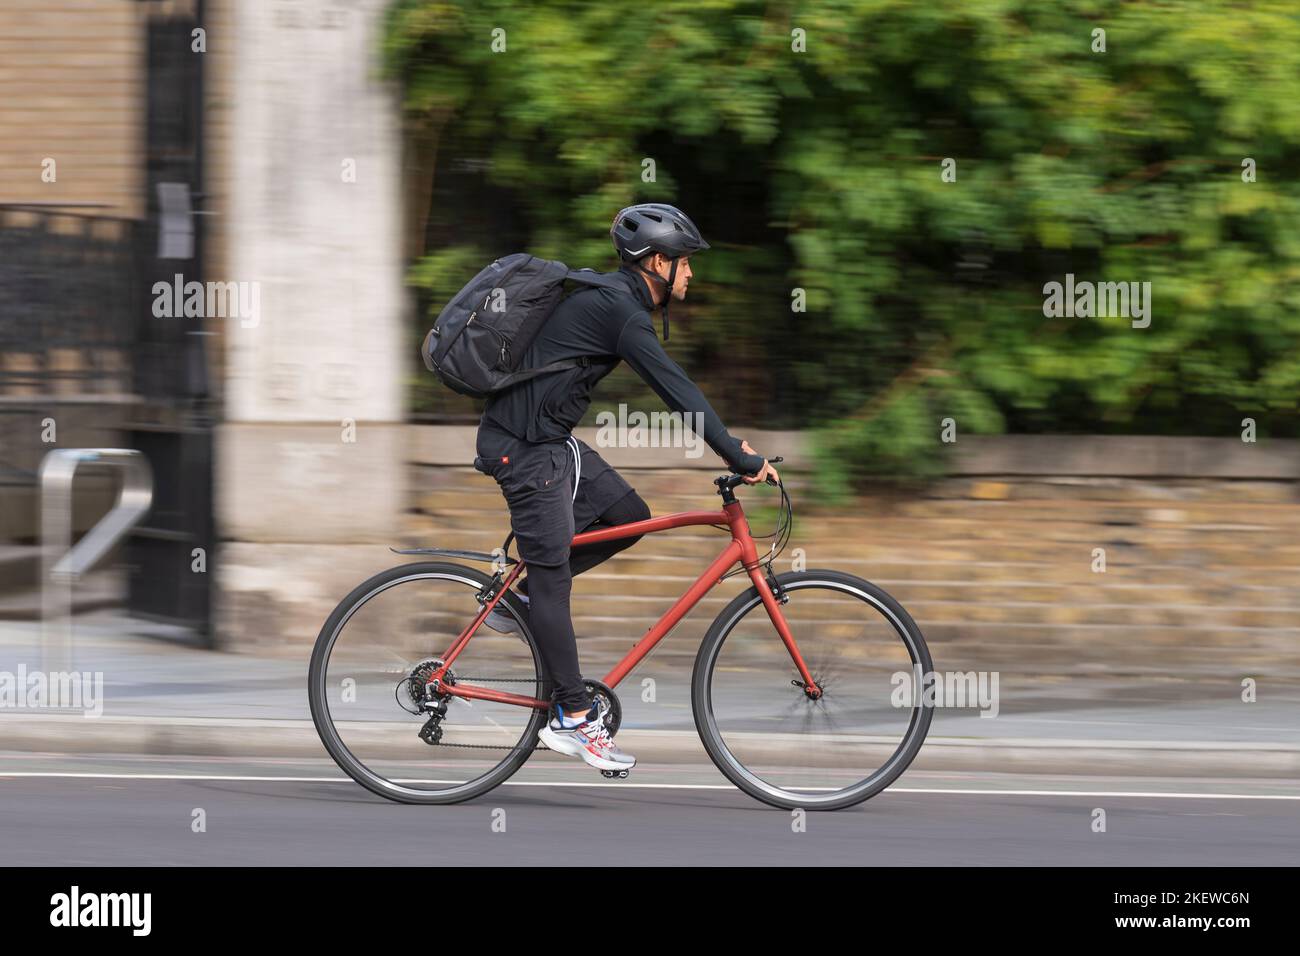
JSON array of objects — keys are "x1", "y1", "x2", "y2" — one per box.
[
  {"x1": 407, "y1": 429, "x2": 1300, "y2": 680},
  {"x1": 0, "y1": 0, "x2": 146, "y2": 217}
]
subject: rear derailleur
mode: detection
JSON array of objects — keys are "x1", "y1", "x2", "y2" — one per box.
[
  {"x1": 397, "y1": 658, "x2": 451, "y2": 746},
  {"x1": 418, "y1": 698, "x2": 447, "y2": 746}
]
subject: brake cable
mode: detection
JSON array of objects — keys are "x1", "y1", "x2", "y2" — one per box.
[{"x1": 720, "y1": 475, "x2": 793, "y2": 581}]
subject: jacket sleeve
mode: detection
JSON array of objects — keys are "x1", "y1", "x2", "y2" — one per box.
[{"x1": 615, "y1": 311, "x2": 766, "y2": 475}]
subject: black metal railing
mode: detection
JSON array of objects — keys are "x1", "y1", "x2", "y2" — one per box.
[{"x1": 0, "y1": 205, "x2": 141, "y2": 397}]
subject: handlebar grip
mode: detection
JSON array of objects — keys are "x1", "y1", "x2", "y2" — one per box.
[{"x1": 719, "y1": 454, "x2": 783, "y2": 489}]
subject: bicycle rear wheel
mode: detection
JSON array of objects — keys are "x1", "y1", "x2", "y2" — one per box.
[
  {"x1": 692, "y1": 569, "x2": 934, "y2": 810},
  {"x1": 308, "y1": 561, "x2": 548, "y2": 805}
]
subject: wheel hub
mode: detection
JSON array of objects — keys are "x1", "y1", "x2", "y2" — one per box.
[
  {"x1": 792, "y1": 677, "x2": 824, "y2": 701},
  {"x1": 396, "y1": 658, "x2": 447, "y2": 714}
]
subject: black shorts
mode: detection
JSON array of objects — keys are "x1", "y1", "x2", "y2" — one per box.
[{"x1": 475, "y1": 426, "x2": 636, "y2": 568}]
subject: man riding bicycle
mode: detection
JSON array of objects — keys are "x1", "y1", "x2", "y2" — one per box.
[{"x1": 473, "y1": 203, "x2": 780, "y2": 773}]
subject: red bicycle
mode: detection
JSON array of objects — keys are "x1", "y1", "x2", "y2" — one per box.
[{"x1": 308, "y1": 467, "x2": 934, "y2": 810}]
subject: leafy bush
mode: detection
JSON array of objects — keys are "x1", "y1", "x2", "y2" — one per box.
[{"x1": 385, "y1": 0, "x2": 1300, "y2": 486}]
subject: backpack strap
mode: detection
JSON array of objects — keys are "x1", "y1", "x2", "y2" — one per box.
[
  {"x1": 490, "y1": 270, "x2": 623, "y2": 390},
  {"x1": 493, "y1": 356, "x2": 589, "y2": 391},
  {"x1": 565, "y1": 269, "x2": 639, "y2": 294}
]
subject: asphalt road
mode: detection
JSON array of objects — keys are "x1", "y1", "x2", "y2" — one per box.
[{"x1": 2, "y1": 755, "x2": 1297, "y2": 866}]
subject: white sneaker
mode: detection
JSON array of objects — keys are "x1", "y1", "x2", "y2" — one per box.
[
  {"x1": 483, "y1": 593, "x2": 527, "y2": 636},
  {"x1": 484, "y1": 605, "x2": 521, "y2": 634},
  {"x1": 537, "y1": 701, "x2": 636, "y2": 772}
]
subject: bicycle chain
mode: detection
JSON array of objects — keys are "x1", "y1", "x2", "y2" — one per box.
[{"x1": 452, "y1": 677, "x2": 541, "y2": 683}]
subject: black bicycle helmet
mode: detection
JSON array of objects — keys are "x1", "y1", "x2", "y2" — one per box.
[
  {"x1": 610, "y1": 203, "x2": 709, "y2": 340},
  {"x1": 610, "y1": 203, "x2": 710, "y2": 261}
]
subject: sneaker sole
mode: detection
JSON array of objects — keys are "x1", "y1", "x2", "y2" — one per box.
[{"x1": 537, "y1": 726, "x2": 635, "y2": 772}]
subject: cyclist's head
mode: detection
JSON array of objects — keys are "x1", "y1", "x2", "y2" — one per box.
[
  {"x1": 610, "y1": 203, "x2": 708, "y2": 304},
  {"x1": 636, "y1": 252, "x2": 692, "y2": 302}
]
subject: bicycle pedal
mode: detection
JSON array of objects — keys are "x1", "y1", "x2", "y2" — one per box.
[{"x1": 599, "y1": 769, "x2": 630, "y2": 779}]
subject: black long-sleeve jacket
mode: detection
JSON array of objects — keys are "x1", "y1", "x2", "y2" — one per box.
[{"x1": 480, "y1": 265, "x2": 765, "y2": 475}]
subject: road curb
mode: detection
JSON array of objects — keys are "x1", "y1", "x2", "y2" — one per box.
[{"x1": 3, "y1": 713, "x2": 1299, "y2": 778}]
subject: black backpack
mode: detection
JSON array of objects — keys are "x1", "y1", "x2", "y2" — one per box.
[{"x1": 421, "y1": 254, "x2": 620, "y2": 398}]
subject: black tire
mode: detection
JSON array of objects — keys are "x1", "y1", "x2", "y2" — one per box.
[
  {"x1": 308, "y1": 561, "x2": 549, "y2": 805},
  {"x1": 692, "y1": 569, "x2": 934, "y2": 811}
]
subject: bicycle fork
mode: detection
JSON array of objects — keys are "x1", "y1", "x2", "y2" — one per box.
[{"x1": 748, "y1": 564, "x2": 822, "y2": 700}]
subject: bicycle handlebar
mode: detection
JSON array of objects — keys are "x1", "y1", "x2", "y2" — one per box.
[{"x1": 715, "y1": 456, "x2": 783, "y2": 493}]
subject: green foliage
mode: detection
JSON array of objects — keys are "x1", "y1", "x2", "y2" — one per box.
[{"x1": 386, "y1": 0, "x2": 1300, "y2": 485}]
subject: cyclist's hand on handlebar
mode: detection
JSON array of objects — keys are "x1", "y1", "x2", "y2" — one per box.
[{"x1": 739, "y1": 440, "x2": 780, "y2": 486}]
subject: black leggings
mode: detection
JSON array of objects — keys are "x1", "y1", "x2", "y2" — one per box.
[{"x1": 521, "y1": 491, "x2": 651, "y2": 713}]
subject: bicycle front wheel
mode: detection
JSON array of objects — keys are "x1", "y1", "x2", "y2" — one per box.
[{"x1": 692, "y1": 569, "x2": 934, "y2": 810}]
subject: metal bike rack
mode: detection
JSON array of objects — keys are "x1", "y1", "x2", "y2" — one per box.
[{"x1": 39, "y1": 448, "x2": 153, "y2": 672}]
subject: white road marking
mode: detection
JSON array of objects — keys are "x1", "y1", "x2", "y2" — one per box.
[{"x1": 0, "y1": 771, "x2": 1298, "y2": 799}]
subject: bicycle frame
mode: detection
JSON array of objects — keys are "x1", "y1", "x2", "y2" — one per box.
[{"x1": 427, "y1": 496, "x2": 817, "y2": 710}]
